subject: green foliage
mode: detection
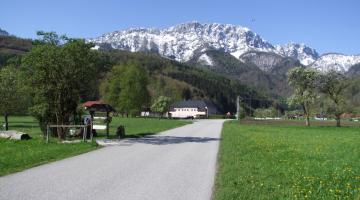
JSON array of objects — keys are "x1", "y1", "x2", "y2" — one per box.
[
  {"x1": 151, "y1": 96, "x2": 172, "y2": 116},
  {"x1": 215, "y1": 121, "x2": 360, "y2": 200},
  {"x1": 284, "y1": 109, "x2": 304, "y2": 118},
  {"x1": 97, "y1": 50, "x2": 271, "y2": 114},
  {"x1": 33, "y1": 31, "x2": 68, "y2": 46},
  {"x1": 148, "y1": 75, "x2": 184, "y2": 101},
  {"x1": 318, "y1": 70, "x2": 349, "y2": 126},
  {"x1": 253, "y1": 107, "x2": 278, "y2": 118},
  {"x1": 181, "y1": 87, "x2": 192, "y2": 100},
  {"x1": 22, "y1": 32, "x2": 97, "y2": 138},
  {"x1": 119, "y1": 63, "x2": 150, "y2": 115},
  {"x1": 287, "y1": 67, "x2": 318, "y2": 125},
  {"x1": 0, "y1": 66, "x2": 29, "y2": 130},
  {"x1": 100, "y1": 62, "x2": 150, "y2": 116},
  {"x1": 99, "y1": 64, "x2": 126, "y2": 109},
  {"x1": 0, "y1": 35, "x2": 33, "y2": 68},
  {"x1": 345, "y1": 75, "x2": 360, "y2": 114}
]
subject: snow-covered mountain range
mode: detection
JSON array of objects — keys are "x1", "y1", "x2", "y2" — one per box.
[
  {"x1": 88, "y1": 22, "x2": 360, "y2": 72},
  {"x1": 311, "y1": 53, "x2": 360, "y2": 73}
]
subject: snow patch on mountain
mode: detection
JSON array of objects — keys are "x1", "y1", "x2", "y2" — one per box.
[
  {"x1": 310, "y1": 53, "x2": 360, "y2": 73},
  {"x1": 275, "y1": 43, "x2": 319, "y2": 65},
  {"x1": 198, "y1": 53, "x2": 214, "y2": 66}
]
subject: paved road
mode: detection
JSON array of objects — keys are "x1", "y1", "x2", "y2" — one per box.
[{"x1": 0, "y1": 120, "x2": 225, "y2": 200}]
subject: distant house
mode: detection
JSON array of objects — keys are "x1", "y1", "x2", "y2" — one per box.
[{"x1": 169, "y1": 100, "x2": 219, "y2": 119}]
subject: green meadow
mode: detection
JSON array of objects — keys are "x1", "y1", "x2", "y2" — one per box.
[{"x1": 215, "y1": 120, "x2": 360, "y2": 200}]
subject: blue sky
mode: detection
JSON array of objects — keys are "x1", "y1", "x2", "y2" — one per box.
[{"x1": 1, "y1": 0, "x2": 359, "y2": 55}]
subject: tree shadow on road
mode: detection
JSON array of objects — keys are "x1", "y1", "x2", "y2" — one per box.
[
  {"x1": 125, "y1": 132, "x2": 156, "y2": 138},
  {"x1": 123, "y1": 135, "x2": 220, "y2": 145}
]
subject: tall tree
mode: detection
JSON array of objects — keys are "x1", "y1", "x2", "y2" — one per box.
[
  {"x1": 0, "y1": 66, "x2": 28, "y2": 130},
  {"x1": 318, "y1": 70, "x2": 349, "y2": 127},
  {"x1": 119, "y1": 63, "x2": 150, "y2": 116},
  {"x1": 22, "y1": 32, "x2": 97, "y2": 139},
  {"x1": 287, "y1": 67, "x2": 318, "y2": 126},
  {"x1": 100, "y1": 62, "x2": 150, "y2": 116},
  {"x1": 99, "y1": 65, "x2": 127, "y2": 110},
  {"x1": 151, "y1": 96, "x2": 172, "y2": 118}
]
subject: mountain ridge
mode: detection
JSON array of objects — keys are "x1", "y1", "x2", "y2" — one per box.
[{"x1": 88, "y1": 22, "x2": 360, "y2": 73}]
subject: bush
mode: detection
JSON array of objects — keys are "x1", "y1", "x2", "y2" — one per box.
[{"x1": 254, "y1": 107, "x2": 278, "y2": 118}]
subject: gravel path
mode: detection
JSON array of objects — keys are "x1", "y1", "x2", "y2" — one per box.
[{"x1": 0, "y1": 119, "x2": 225, "y2": 200}]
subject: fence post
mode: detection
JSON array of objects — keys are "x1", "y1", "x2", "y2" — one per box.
[{"x1": 83, "y1": 126, "x2": 86, "y2": 142}]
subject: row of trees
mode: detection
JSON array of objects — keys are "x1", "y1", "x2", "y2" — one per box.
[
  {"x1": 99, "y1": 63, "x2": 174, "y2": 118},
  {"x1": 287, "y1": 67, "x2": 348, "y2": 126}
]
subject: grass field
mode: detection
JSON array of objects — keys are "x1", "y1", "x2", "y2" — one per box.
[
  {"x1": 102, "y1": 116, "x2": 191, "y2": 138},
  {"x1": 241, "y1": 118, "x2": 360, "y2": 127},
  {"x1": 0, "y1": 116, "x2": 189, "y2": 176},
  {"x1": 215, "y1": 120, "x2": 360, "y2": 200}
]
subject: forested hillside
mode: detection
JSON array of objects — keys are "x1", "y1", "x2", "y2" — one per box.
[
  {"x1": 97, "y1": 50, "x2": 272, "y2": 113},
  {"x1": 188, "y1": 49, "x2": 301, "y2": 97},
  {"x1": 0, "y1": 36, "x2": 32, "y2": 67}
]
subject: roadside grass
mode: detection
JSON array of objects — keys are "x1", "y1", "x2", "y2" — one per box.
[
  {"x1": 0, "y1": 138, "x2": 98, "y2": 177},
  {"x1": 100, "y1": 117, "x2": 191, "y2": 138},
  {"x1": 241, "y1": 118, "x2": 360, "y2": 127},
  {"x1": 0, "y1": 116, "x2": 190, "y2": 176},
  {"x1": 215, "y1": 120, "x2": 360, "y2": 200}
]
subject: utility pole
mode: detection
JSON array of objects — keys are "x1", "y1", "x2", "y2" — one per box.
[{"x1": 236, "y1": 96, "x2": 241, "y2": 123}]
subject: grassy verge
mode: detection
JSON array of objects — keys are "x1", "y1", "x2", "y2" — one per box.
[
  {"x1": 0, "y1": 139, "x2": 97, "y2": 176},
  {"x1": 215, "y1": 120, "x2": 360, "y2": 200},
  {"x1": 241, "y1": 118, "x2": 360, "y2": 127},
  {"x1": 104, "y1": 117, "x2": 190, "y2": 137},
  {"x1": 0, "y1": 116, "x2": 190, "y2": 176}
]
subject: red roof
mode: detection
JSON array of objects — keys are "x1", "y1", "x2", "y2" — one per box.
[
  {"x1": 83, "y1": 101, "x2": 102, "y2": 107},
  {"x1": 82, "y1": 101, "x2": 116, "y2": 113}
]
